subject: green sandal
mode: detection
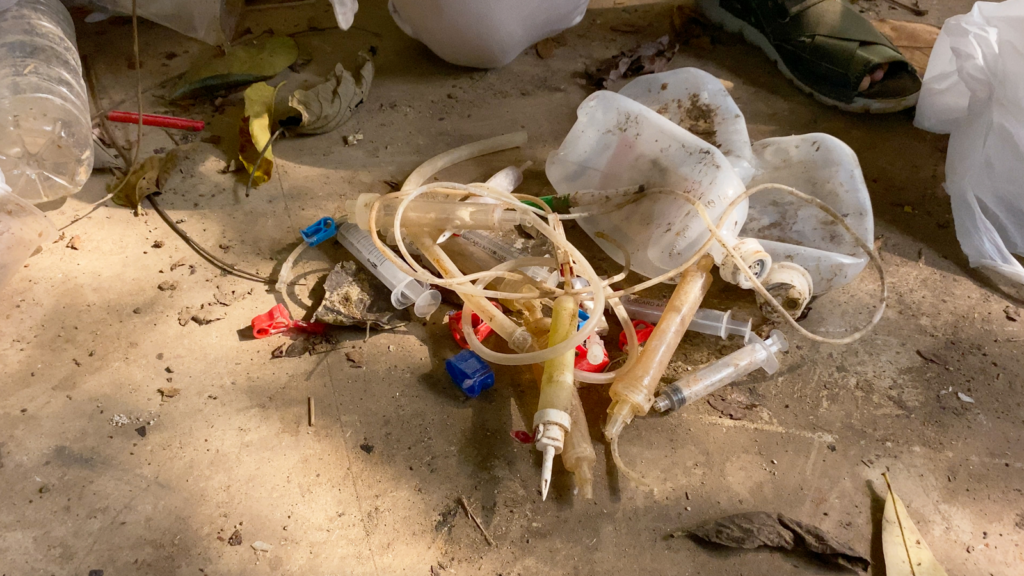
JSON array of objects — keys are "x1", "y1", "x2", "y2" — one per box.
[{"x1": 698, "y1": 0, "x2": 921, "y2": 113}]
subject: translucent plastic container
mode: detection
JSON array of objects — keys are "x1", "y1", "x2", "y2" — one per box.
[
  {"x1": 618, "y1": 68, "x2": 756, "y2": 183},
  {"x1": 546, "y1": 90, "x2": 749, "y2": 281},
  {"x1": 0, "y1": 0, "x2": 94, "y2": 203},
  {"x1": 337, "y1": 223, "x2": 441, "y2": 317},
  {"x1": 740, "y1": 134, "x2": 874, "y2": 294},
  {"x1": 0, "y1": 166, "x2": 58, "y2": 289},
  {"x1": 653, "y1": 330, "x2": 788, "y2": 413}
]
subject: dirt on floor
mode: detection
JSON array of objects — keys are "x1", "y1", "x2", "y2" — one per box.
[{"x1": 1, "y1": 1, "x2": 1022, "y2": 576}]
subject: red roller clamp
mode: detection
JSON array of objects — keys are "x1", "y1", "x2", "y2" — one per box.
[
  {"x1": 107, "y1": 110, "x2": 205, "y2": 132},
  {"x1": 574, "y1": 342, "x2": 610, "y2": 373},
  {"x1": 446, "y1": 302, "x2": 502, "y2": 349},
  {"x1": 252, "y1": 303, "x2": 327, "y2": 339},
  {"x1": 619, "y1": 319, "x2": 655, "y2": 351}
]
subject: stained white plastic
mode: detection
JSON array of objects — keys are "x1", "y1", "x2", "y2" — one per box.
[
  {"x1": 0, "y1": 166, "x2": 58, "y2": 289},
  {"x1": 652, "y1": 330, "x2": 788, "y2": 413},
  {"x1": 387, "y1": 0, "x2": 587, "y2": 68},
  {"x1": 619, "y1": 295, "x2": 752, "y2": 342},
  {"x1": 618, "y1": 68, "x2": 755, "y2": 183},
  {"x1": 914, "y1": 0, "x2": 1024, "y2": 286},
  {"x1": 0, "y1": 0, "x2": 93, "y2": 202},
  {"x1": 595, "y1": 67, "x2": 874, "y2": 294},
  {"x1": 741, "y1": 134, "x2": 873, "y2": 294},
  {"x1": 337, "y1": 222, "x2": 441, "y2": 317},
  {"x1": 546, "y1": 90, "x2": 749, "y2": 280}
]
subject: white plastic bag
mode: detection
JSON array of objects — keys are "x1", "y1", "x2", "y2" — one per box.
[
  {"x1": 915, "y1": 0, "x2": 1024, "y2": 285},
  {"x1": 387, "y1": 0, "x2": 587, "y2": 68}
]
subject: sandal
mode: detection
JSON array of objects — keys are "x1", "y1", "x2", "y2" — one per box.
[{"x1": 698, "y1": 0, "x2": 921, "y2": 113}]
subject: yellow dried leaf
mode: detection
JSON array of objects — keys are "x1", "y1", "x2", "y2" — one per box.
[
  {"x1": 110, "y1": 154, "x2": 165, "y2": 211},
  {"x1": 882, "y1": 473, "x2": 948, "y2": 576},
  {"x1": 239, "y1": 82, "x2": 281, "y2": 188}
]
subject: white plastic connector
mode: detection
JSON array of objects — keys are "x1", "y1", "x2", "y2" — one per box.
[
  {"x1": 755, "y1": 262, "x2": 813, "y2": 321},
  {"x1": 533, "y1": 408, "x2": 572, "y2": 500},
  {"x1": 713, "y1": 237, "x2": 772, "y2": 289}
]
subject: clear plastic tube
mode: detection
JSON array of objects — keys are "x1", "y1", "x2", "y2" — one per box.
[
  {"x1": 653, "y1": 330, "x2": 788, "y2": 413},
  {"x1": 274, "y1": 242, "x2": 308, "y2": 294},
  {"x1": 620, "y1": 295, "x2": 753, "y2": 342},
  {"x1": 348, "y1": 194, "x2": 521, "y2": 232}
]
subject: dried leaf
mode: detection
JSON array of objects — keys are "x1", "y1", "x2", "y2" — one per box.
[
  {"x1": 213, "y1": 286, "x2": 252, "y2": 306},
  {"x1": 915, "y1": 349, "x2": 948, "y2": 367},
  {"x1": 157, "y1": 280, "x2": 177, "y2": 292},
  {"x1": 688, "y1": 512, "x2": 869, "y2": 571},
  {"x1": 110, "y1": 154, "x2": 164, "y2": 211},
  {"x1": 171, "y1": 36, "x2": 298, "y2": 101},
  {"x1": 871, "y1": 20, "x2": 940, "y2": 77},
  {"x1": 346, "y1": 349, "x2": 364, "y2": 367},
  {"x1": 587, "y1": 35, "x2": 677, "y2": 89},
  {"x1": 66, "y1": 235, "x2": 82, "y2": 250},
  {"x1": 882, "y1": 473, "x2": 948, "y2": 576},
  {"x1": 239, "y1": 82, "x2": 281, "y2": 187},
  {"x1": 192, "y1": 307, "x2": 226, "y2": 325},
  {"x1": 1004, "y1": 305, "x2": 1020, "y2": 322},
  {"x1": 288, "y1": 54, "x2": 374, "y2": 135},
  {"x1": 178, "y1": 305, "x2": 198, "y2": 326}
]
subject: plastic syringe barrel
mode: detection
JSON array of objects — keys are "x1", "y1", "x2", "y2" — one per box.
[
  {"x1": 653, "y1": 330, "x2": 789, "y2": 413},
  {"x1": 620, "y1": 295, "x2": 752, "y2": 342},
  {"x1": 337, "y1": 223, "x2": 441, "y2": 317},
  {"x1": 349, "y1": 194, "x2": 520, "y2": 232}
]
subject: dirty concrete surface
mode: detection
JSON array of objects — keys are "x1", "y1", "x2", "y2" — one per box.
[{"x1": 1, "y1": 1, "x2": 1022, "y2": 575}]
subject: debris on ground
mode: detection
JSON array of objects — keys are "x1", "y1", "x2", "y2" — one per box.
[
  {"x1": 346, "y1": 349, "x2": 365, "y2": 368},
  {"x1": 180, "y1": 304, "x2": 226, "y2": 326},
  {"x1": 171, "y1": 36, "x2": 298, "y2": 101},
  {"x1": 109, "y1": 414, "x2": 130, "y2": 427},
  {"x1": 315, "y1": 261, "x2": 409, "y2": 329},
  {"x1": 343, "y1": 133, "x2": 363, "y2": 146},
  {"x1": 288, "y1": 53, "x2": 374, "y2": 135},
  {"x1": 151, "y1": 240, "x2": 165, "y2": 248},
  {"x1": 157, "y1": 280, "x2": 177, "y2": 291},
  {"x1": 170, "y1": 257, "x2": 188, "y2": 271},
  {"x1": 586, "y1": 35, "x2": 677, "y2": 89},
  {"x1": 707, "y1": 389, "x2": 761, "y2": 420},
  {"x1": 957, "y1": 392, "x2": 974, "y2": 403},
  {"x1": 227, "y1": 529, "x2": 243, "y2": 546},
  {"x1": 213, "y1": 286, "x2": 252, "y2": 306},
  {"x1": 66, "y1": 235, "x2": 82, "y2": 250},
  {"x1": 536, "y1": 38, "x2": 558, "y2": 59},
  {"x1": 108, "y1": 154, "x2": 169, "y2": 212},
  {"x1": 882, "y1": 473, "x2": 946, "y2": 575},
  {"x1": 158, "y1": 387, "x2": 180, "y2": 400},
  {"x1": 670, "y1": 4, "x2": 714, "y2": 51},
  {"x1": 1004, "y1": 305, "x2": 1020, "y2": 322},
  {"x1": 135, "y1": 426, "x2": 146, "y2": 438},
  {"x1": 251, "y1": 541, "x2": 273, "y2": 552},
  {"x1": 916, "y1": 349, "x2": 949, "y2": 367},
  {"x1": 683, "y1": 511, "x2": 870, "y2": 572},
  {"x1": 459, "y1": 495, "x2": 496, "y2": 546},
  {"x1": 238, "y1": 82, "x2": 281, "y2": 188},
  {"x1": 359, "y1": 442, "x2": 374, "y2": 454}
]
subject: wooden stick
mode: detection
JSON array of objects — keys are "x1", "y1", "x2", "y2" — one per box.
[
  {"x1": 308, "y1": 397, "x2": 315, "y2": 427},
  {"x1": 458, "y1": 496, "x2": 495, "y2": 547}
]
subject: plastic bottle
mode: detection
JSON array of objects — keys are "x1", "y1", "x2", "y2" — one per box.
[
  {"x1": 619, "y1": 295, "x2": 752, "y2": 342},
  {"x1": 346, "y1": 193, "x2": 521, "y2": 233},
  {"x1": 337, "y1": 223, "x2": 442, "y2": 317},
  {"x1": 0, "y1": 166, "x2": 57, "y2": 289},
  {"x1": 653, "y1": 330, "x2": 788, "y2": 413},
  {"x1": 605, "y1": 255, "x2": 714, "y2": 441},
  {"x1": 0, "y1": 0, "x2": 93, "y2": 203},
  {"x1": 546, "y1": 90, "x2": 762, "y2": 284},
  {"x1": 534, "y1": 295, "x2": 577, "y2": 500}
]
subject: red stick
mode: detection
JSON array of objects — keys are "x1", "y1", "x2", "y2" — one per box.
[{"x1": 107, "y1": 111, "x2": 205, "y2": 132}]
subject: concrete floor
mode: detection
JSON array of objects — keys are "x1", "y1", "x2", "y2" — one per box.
[{"x1": 2, "y1": 1, "x2": 1022, "y2": 575}]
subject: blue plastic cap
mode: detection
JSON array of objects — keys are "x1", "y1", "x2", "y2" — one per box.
[
  {"x1": 577, "y1": 308, "x2": 590, "y2": 330},
  {"x1": 445, "y1": 349, "x2": 495, "y2": 398},
  {"x1": 301, "y1": 217, "x2": 336, "y2": 247}
]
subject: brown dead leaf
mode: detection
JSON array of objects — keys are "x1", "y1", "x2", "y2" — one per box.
[
  {"x1": 536, "y1": 38, "x2": 557, "y2": 59},
  {"x1": 157, "y1": 280, "x2": 177, "y2": 292},
  {"x1": 872, "y1": 19, "x2": 940, "y2": 77},
  {"x1": 191, "y1": 306, "x2": 226, "y2": 325},
  {"x1": 1004, "y1": 305, "x2": 1021, "y2": 322},
  {"x1": 587, "y1": 35, "x2": 677, "y2": 89},
  {"x1": 66, "y1": 235, "x2": 82, "y2": 250},
  {"x1": 288, "y1": 53, "x2": 373, "y2": 135},
  {"x1": 170, "y1": 257, "x2": 188, "y2": 271},
  {"x1": 214, "y1": 286, "x2": 252, "y2": 306},
  {"x1": 178, "y1": 306, "x2": 197, "y2": 326},
  {"x1": 110, "y1": 154, "x2": 165, "y2": 211},
  {"x1": 686, "y1": 512, "x2": 869, "y2": 572},
  {"x1": 916, "y1": 349, "x2": 948, "y2": 367},
  {"x1": 158, "y1": 386, "x2": 181, "y2": 400}
]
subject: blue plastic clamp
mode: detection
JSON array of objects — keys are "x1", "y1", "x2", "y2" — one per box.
[
  {"x1": 577, "y1": 308, "x2": 590, "y2": 330},
  {"x1": 301, "y1": 217, "x2": 336, "y2": 247},
  {"x1": 445, "y1": 349, "x2": 495, "y2": 398}
]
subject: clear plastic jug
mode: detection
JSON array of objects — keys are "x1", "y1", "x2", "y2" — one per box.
[
  {"x1": 546, "y1": 90, "x2": 749, "y2": 281},
  {"x1": 0, "y1": 166, "x2": 58, "y2": 289},
  {"x1": 0, "y1": 0, "x2": 94, "y2": 203}
]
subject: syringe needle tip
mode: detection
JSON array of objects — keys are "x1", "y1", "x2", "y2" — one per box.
[
  {"x1": 540, "y1": 446, "x2": 554, "y2": 501},
  {"x1": 541, "y1": 477, "x2": 550, "y2": 501}
]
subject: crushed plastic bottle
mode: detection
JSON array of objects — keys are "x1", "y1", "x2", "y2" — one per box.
[
  {"x1": 0, "y1": 0, "x2": 94, "y2": 202},
  {"x1": 0, "y1": 166, "x2": 57, "y2": 289},
  {"x1": 337, "y1": 222, "x2": 441, "y2": 317}
]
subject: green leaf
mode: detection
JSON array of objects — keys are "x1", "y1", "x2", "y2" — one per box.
[{"x1": 171, "y1": 36, "x2": 298, "y2": 101}]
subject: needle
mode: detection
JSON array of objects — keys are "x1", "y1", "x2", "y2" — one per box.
[{"x1": 540, "y1": 445, "x2": 555, "y2": 500}]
